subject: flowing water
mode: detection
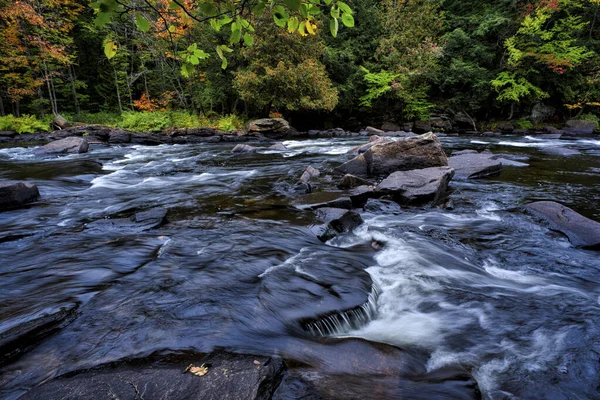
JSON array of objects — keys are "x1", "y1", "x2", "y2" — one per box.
[{"x1": 0, "y1": 135, "x2": 599, "y2": 399}]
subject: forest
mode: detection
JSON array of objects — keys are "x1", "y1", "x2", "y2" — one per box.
[{"x1": 1, "y1": 0, "x2": 599, "y2": 132}]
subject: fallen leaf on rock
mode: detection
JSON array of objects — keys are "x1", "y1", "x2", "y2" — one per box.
[{"x1": 184, "y1": 363, "x2": 208, "y2": 376}]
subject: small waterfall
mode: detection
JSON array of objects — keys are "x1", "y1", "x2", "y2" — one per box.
[{"x1": 305, "y1": 283, "x2": 381, "y2": 337}]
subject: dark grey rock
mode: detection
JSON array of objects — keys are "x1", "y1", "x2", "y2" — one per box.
[
  {"x1": 337, "y1": 133, "x2": 447, "y2": 177},
  {"x1": 130, "y1": 133, "x2": 164, "y2": 145},
  {"x1": 0, "y1": 131, "x2": 16, "y2": 138},
  {"x1": 37, "y1": 137, "x2": 88, "y2": 154},
  {"x1": 364, "y1": 199, "x2": 402, "y2": 214},
  {"x1": 413, "y1": 121, "x2": 432, "y2": 134},
  {"x1": 482, "y1": 131, "x2": 501, "y2": 137},
  {"x1": 365, "y1": 126, "x2": 385, "y2": 136},
  {"x1": 314, "y1": 207, "x2": 352, "y2": 222},
  {"x1": 232, "y1": 144, "x2": 258, "y2": 154},
  {"x1": 21, "y1": 351, "x2": 286, "y2": 400},
  {"x1": 0, "y1": 305, "x2": 78, "y2": 366},
  {"x1": 448, "y1": 153, "x2": 502, "y2": 180},
  {"x1": 246, "y1": 118, "x2": 296, "y2": 139},
  {"x1": 338, "y1": 174, "x2": 372, "y2": 189},
  {"x1": 0, "y1": 182, "x2": 40, "y2": 210},
  {"x1": 534, "y1": 133, "x2": 562, "y2": 140},
  {"x1": 85, "y1": 208, "x2": 167, "y2": 233},
  {"x1": 452, "y1": 149, "x2": 478, "y2": 156},
  {"x1": 349, "y1": 185, "x2": 377, "y2": 208},
  {"x1": 108, "y1": 130, "x2": 131, "y2": 143},
  {"x1": 529, "y1": 103, "x2": 555, "y2": 122},
  {"x1": 268, "y1": 143, "x2": 288, "y2": 151},
  {"x1": 525, "y1": 201, "x2": 600, "y2": 249},
  {"x1": 452, "y1": 112, "x2": 475, "y2": 130},
  {"x1": 376, "y1": 167, "x2": 454, "y2": 206},
  {"x1": 561, "y1": 120, "x2": 597, "y2": 136},
  {"x1": 542, "y1": 147, "x2": 582, "y2": 156},
  {"x1": 381, "y1": 122, "x2": 401, "y2": 132},
  {"x1": 317, "y1": 210, "x2": 363, "y2": 242},
  {"x1": 497, "y1": 123, "x2": 515, "y2": 133}
]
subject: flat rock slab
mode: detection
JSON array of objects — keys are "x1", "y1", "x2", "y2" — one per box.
[
  {"x1": 36, "y1": 137, "x2": 88, "y2": 154},
  {"x1": 448, "y1": 153, "x2": 502, "y2": 180},
  {"x1": 232, "y1": 144, "x2": 257, "y2": 154},
  {"x1": 21, "y1": 351, "x2": 285, "y2": 400},
  {"x1": 0, "y1": 182, "x2": 40, "y2": 210},
  {"x1": 376, "y1": 167, "x2": 454, "y2": 206},
  {"x1": 317, "y1": 210, "x2": 363, "y2": 242},
  {"x1": 525, "y1": 201, "x2": 600, "y2": 249}
]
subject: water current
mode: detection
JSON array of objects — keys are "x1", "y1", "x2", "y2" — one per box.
[{"x1": 0, "y1": 134, "x2": 599, "y2": 399}]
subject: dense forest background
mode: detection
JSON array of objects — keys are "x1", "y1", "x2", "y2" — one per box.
[{"x1": 1, "y1": 0, "x2": 599, "y2": 132}]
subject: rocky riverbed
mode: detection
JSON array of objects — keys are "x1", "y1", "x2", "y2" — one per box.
[{"x1": 0, "y1": 126, "x2": 599, "y2": 399}]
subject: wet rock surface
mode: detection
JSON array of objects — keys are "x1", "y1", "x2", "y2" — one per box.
[
  {"x1": 448, "y1": 153, "x2": 503, "y2": 180},
  {"x1": 317, "y1": 210, "x2": 364, "y2": 242},
  {"x1": 376, "y1": 167, "x2": 455, "y2": 206},
  {"x1": 36, "y1": 136, "x2": 88, "y2": 155},
  {"x1": 525, "y1": 201, "x2": 600, "y2": 249},
  {"x1": 0, "y1": 182, "x2": 40, "y2": 210}
]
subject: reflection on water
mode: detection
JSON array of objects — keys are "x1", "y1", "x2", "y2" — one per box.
[{"x1": 0, "y1": 135, "x2": 599, "y2": 399}]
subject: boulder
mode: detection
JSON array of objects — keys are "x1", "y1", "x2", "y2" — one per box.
[
  {"x1": 529, "y1": 103, "x2": 555, "y2": 122},
  {"x1": 314, "y1": 207, "x2": 351, "y2": 222},
  {"x1": 561, "y1": 120, "x2": 597, "y2": 136},
  {"x1": 300, "y1": 166, "x2": 320, "y2": 183},
  {"x1": 37, "y1": 137, "x2": 88, "y2": 155},
  {"x1": 452, "y1": 149, "x2": 478, "y2": 156},
  {"x1": 376, "y1": 167, "x2": 454, "y2": 206},
  {"x1": 317, "y1": 210, "x2": 363, "y2": 242},
  {"x1": 338, "y1": 174, "x2": 372, "y2": 189},
  {"x1": 401, "y1": 122, "x2": 414, "y2": 132},
  {"x1": 525, "y1": 201, "x2": 600, "y2": 249},
  {"x1": 269, "y1": 143, "x2": 289, "y2": 151},
  {"x1": 452, "y1": 112, "x2": 475, "y2": 130},
  {"x1": 430, "y1": 117, "x2": 453, "y2": 132},
  {"x1": 337, "y1": 132, "x2": 447, "y2": 177},
  {"x1": 51, "y1": 114, "x2": 70, "y2": 130},
  {"x1": 347, "y1": 135, "x2": 393, "y2": 155},
  {"x1": 482, "y1": 131, "x2": 501, "y2": 137},
  {"x1": 413, "y1": 121, "x2": 432, "y2": 134},
  {"x1": 349, "y1": 185, "x2": 377, "y2": 208},
  {"x1": 448, "y1": 153, "x2": 502, "y2": 180},
  {"x1": 108, "y1": 130, "x2": 131, "y2": 144},
  {"x1": 381, "y1": 122, "x2": 401, "y2": 132},
  {"x1": 246, "y1": 118, "x2": 296, "y2": 139},
  {"x1": 0, "y1": 182, "x2": 40, "y2": 210},
  {"x1": 365, "y1": 126, "x2": 385, "y2": 136},
  {"x1": 497, "y1": 123, "x2": 515, "y2": 133},
  {"x1": 21, "y1": 351, "x2": 286, "y2": 400},
  {"x1": 363, "y1": 198, "x2": 403, "y2": 214},
  {"x1": 232, "y1": 144, "x2": 257, "y2": 154}
]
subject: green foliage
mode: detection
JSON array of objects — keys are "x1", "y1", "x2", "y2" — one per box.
[
  {"x1": 514, "y1": 118, "x2": 534, "y2": 130},
  {"x1": 215, "y1": 114, "x2": 246, "y2": 131},
  {"x1": 0, "y1": 115, "x2": 50, "y2": 134},
  {"x1": 491, "y1": 72, "x2": 548, "y2": 104}
]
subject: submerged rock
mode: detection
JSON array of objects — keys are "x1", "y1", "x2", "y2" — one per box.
[
  {"x1": 363, "y1": 198, "x2": 403, "y2": 214},
  {"x1": 36, "y1": 137, "x2": 88, "y2": 155},
  {"x1": 525, "y1": 201, "x2": 600, "y2": 249},
  {"x1": 268, "y1": 143, "x2": 289, "y2": 151},
  {"x1": 448, "y1": 153, "x2": 502, "y2": 180},
  {"x1": 232, "y1": 144, "x2": 257, "y2": 154},
  {"x1": 376, "y1": 167, "x2": 454, "y2": 206},
  {"x1": 541, "y1": 147, "x2": 582, "y2": 157},
  {"x1": 21, "y1": 351, "x2": 285, "y2": 400},
  {"x1": 0, "y1": 182, "x2": 40, "y2": 210},
  {"x1": 85, "y1": 208, "x2": 167, "y2": 233},
  {"x1": 336, "y1": 132, "x2": 447, "y2": 177},
  {"x1": 317, "y1": 210, "x2": 363, "y2": 242},
  {"x1": 337, "y1": 174, "x2": 372, "y2": 189}
]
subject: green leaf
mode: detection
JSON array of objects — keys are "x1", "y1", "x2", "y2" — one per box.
[
  {"x1": 284, "y1": 0, "x2": 301, "y2": 11},
  {"x1": 341, "y1": 13, "x2": 354, "y2": 27},
  {"x1": 336, "y1": 1, "x2": 352, "y2": 14},
  {"x1": 199, "y1": 2, "x2": 218, "y2": 17},
  {"x1": 288, "y1": 16, "x2": 299, "y2": 32},
  {"x1": 135, "y1": 14, "x2": 150, "y2": 32},
  {"x1": 230, "y1": 28, "x2": 242, "y2": 44},
  {"x1": 272, "y1": 6, "x2": 289, "y2": 27},
  {"x1": 330, "y1": 7, "x2": 340, "y2": 19},
  {"x1": 104, "y1": 41, "x2": 117, "y2": 59},
  {"x1": 243, "y1": 33, "x2": 254, "y2": 47},
  {"x1": 329, "y1": 17, "x2": 338, "y2": 37},
  {"x1": 252, "y1": 2, "x2": 266, "y2": 14},
  {"x1": 95, "y1": 12, "x2": 111, "y2": 27}
]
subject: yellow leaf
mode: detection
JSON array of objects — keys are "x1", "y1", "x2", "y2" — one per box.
[{"x1": 184, "y1": 363, "x2": 209, "y2": 376}]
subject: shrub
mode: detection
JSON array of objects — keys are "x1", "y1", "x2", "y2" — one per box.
[
  {"x1": 119, "y1": 111, "x2": 172, "y2": 132},
  {"x1": 0, "y1": 115, "x2": 49, "y2": 134},
  {"x1": 215, "y1": 114, "x2": 245, "y2": 131},
  {"x1": 514, "y1": 118, "x2": 534, "y2": 129}
]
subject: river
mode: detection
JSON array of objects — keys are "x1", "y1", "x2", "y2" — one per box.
[{"x1": 1, "y1": 134, "x2": 599, "y2": 399}]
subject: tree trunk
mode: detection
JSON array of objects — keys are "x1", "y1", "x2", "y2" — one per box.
[
  {"x1": 508, "y1": 103, "x2": 515, "y2": 120},
  {"x1": 69, "y1": 65, "x2": 80, "y2": 115},
  {"x1": 0, "y1": 95, "x2": 5, "y2": 116},
  {"x1": 112, "y1": 65, "x2": 123, "y2": 114},
  {"x1": 15, "y1": 100, "x2": 20, "y2": 117}
]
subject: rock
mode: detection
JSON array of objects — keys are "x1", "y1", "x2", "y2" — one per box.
[
  {"x1": 246, "y1": 118, "x2": 296, "y2": 138},
  {"x1": 561, "y1": 120, "x2": 597, "y2": 136},
  {"x1": 51, "y1": 114, "x2": 70, "y2": 130},
  {"x1": 21, "y1": 351, "x2": 286, "y2": 400},
  {"x1": 108, "y1": 130, "x2": 131, "y2": 144},
  {"x1": 542, "y1": 147, "x2": 582, "y2": 156},
  {"x1": 497, "y1": 123, "x2": 515, "y2": 133},
  {"x1": 482, "y1": 131, "x2": 501, "y2": 137},
  {"x1": 269, "y1": 143, "x2": 289, "y2": 151},
  {"x1": 301, "y1": 197, "x2": 353, "y2": 211},
  {"x1": 0, "y1": 305, "x2": 78, "y2": 366},
  {"x1": 293, "y1": 182, "x2": 313, "y2": 194},
  {"x1": 134, "y1": 208, "x2": 168, "y2": 226},
  {"x1": 314, "y1": 207, "x2": 352, "y2": 222},
  {"x1": 347, "y1": 135, "x2": 393, "y2": 155},
  {"x1": 525, "y1": 201, "x2": 600, "y2": 249},
  {"x1": 349, "y1": 185, "x2": 377, "y2": 208},
  {"x1": 402, "y1": 122, "x2": 414, "y2": 132},
  {"x1": 376, "y1": 167, "x2": 454, "y2": 206},
  {"x1": 338, "y1": 133, "x2": 447, "y2": 177},
  {"x1": 413, "y1": 120, "x2": 432, "y2": 134},
  {"x1": 338, "y1": 174, "x2": 372, "y2": 189},
  {"x1": 365, "y1": 126, "x2": 385, "y2": 136},
  {"x1": 448, "y1": 153, "x2": 502, "y2": 180},
  {"x1": 533, "y1": 133, "x2": 562, "y2": 140},
  {"x1": 85, "y1": 208, "x2": 167, "y2": 233},
  {"x1": 317, "y1": 210, "x2": 363, "y2": 242},
  {"x1": 0, "y1": 182, "x2": 40, "y2": 210},
  {"x1": 300, "y1": 166, "x2": 320, "y2": 183},
  {"x1": 452, "y1": 149, "x2": 478, "y2": 156},
  {"x1": 36, "y1": 137, "x2": 88, "y2": 154},
  {"x1": 543, "y1": 126, "x2": 560, "y2": 135},
  {"x1": 529, "y1": 103, "x2": 555, "y2": 122},
  {"x1": 364, "y1": 199, "x2": 402, "y2": 214},
  {"x1": 381, "y1": 122, "x2": 401, "y2": 132},
  {"x1": 495, "y1": 158, "x2": 529, "y2": 167},
  {"x1": 452, "y1": 112, "x2": 475, "y2": 129},
  {"x1": 488, "y1": 153, "x2": 530, "y2": 162},
  {"x1": 232, "y1": 144, "x2": 257, "y2": 154},
  {"x1": 379, "y1": 131, "x2": 416, "y2": 138},
  {"x1": 0, "y1": 131, "x2": 16, "y2": 138},
  {"x1": 430, "y1": 117, "x2": 453, "y2": 132}
]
